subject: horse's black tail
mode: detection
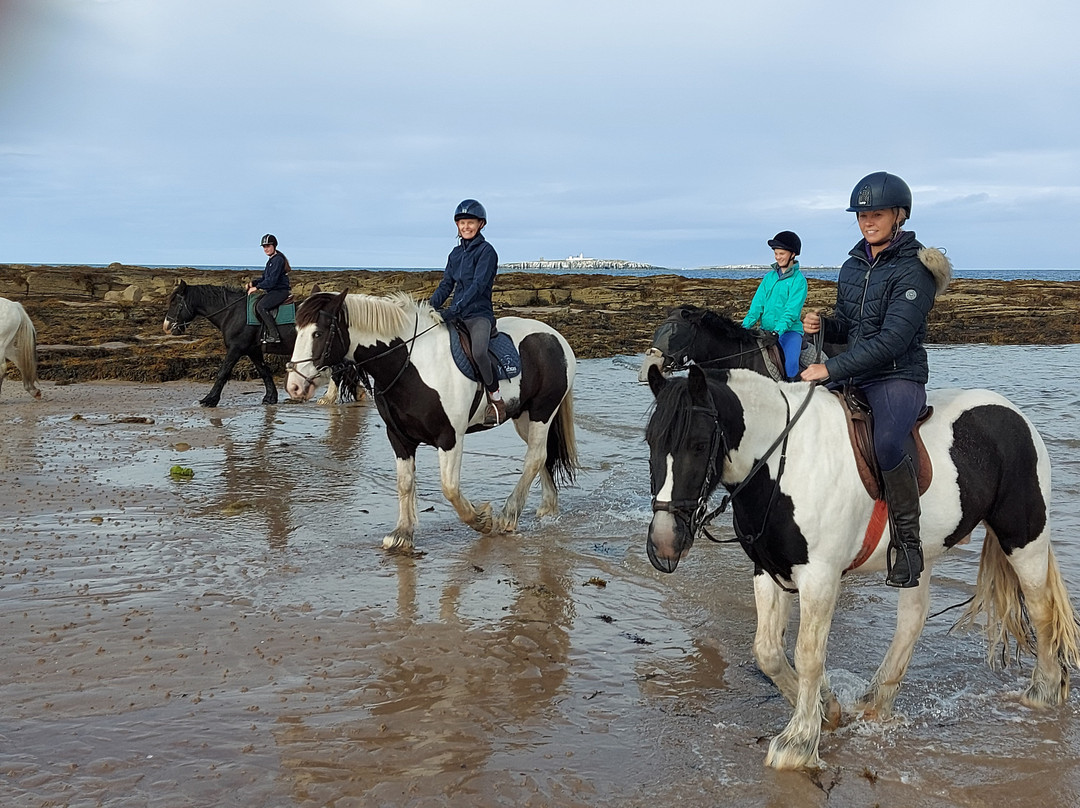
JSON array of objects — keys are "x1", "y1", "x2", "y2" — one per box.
[{"x1": 545, "y1": 390, "x2": 579, "y2": 487}]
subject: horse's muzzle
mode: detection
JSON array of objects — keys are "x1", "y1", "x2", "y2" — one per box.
[
  {"x1": 637, "y1": 348, "x2": 668, "y2": 383},
  {"x1": 647, "y1": 509, "x2": 690, "y2": 573}
]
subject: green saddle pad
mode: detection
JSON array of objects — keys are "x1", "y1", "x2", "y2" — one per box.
[{"x1": 246, "y1": 295, "x2": 296, "y2": 326}]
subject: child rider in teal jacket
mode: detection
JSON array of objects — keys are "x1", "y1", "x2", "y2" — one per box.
[{"x1": 741, "y1": 230, "x2": 808, "y2": 380}]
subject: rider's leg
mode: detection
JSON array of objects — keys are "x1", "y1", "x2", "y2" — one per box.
[
  {"x1": 467, "y1": 317, "x2": 504, "y2": 425},
  {"x1": 863, "y1": 379, "x2": 927, "y2": 588},
  {"x1": 778, "y1": 331, "x2": 803, "y2": 381},
  {"x1": 255, "y1": 289, "x2": 288, "y2": 343}
]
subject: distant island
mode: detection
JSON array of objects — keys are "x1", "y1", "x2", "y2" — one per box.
[{"x1": 500, "y1": 253, "x2": 655, "y2": 270}]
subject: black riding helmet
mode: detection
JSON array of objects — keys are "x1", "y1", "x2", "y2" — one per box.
[
  {"x1": 454, "y1": 199, "x2": 487, "y2": 221},
  {"x1": 767, "y1": 230, "x2": 801, "y2": 256},
  {"x1": 847, "y1": 172, "x2": 912, "y2": 219},
  {"x1": 261, "y1": 233, "x2": 278, "y2": 247}
]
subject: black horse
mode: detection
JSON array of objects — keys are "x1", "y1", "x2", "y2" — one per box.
[
  {"x1": 163, "y1": 281, "x2": 359, "y2": 407},
  {"x1": 162, "y1": 281, "x2": 292, "y2": 407},
  {"x1": 637, "y1": 304, "x2": 838, "y2": 382}
]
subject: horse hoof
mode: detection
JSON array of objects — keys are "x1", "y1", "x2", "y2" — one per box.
[
  {"x1": 822, "y1": 697, "x2": 842, "y2": 731},
  {"x1": 472, "y1": 503, "x2": 493, "y2": 534},
  {"x1": 382, "y1": 532, "x2": 415, "y2": 552},
  {"x1": 199, "y1": 400, "x2": 218, "y2": 408}
]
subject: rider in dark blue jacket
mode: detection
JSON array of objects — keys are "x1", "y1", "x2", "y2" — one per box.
[
  {"x1": 248, "y1": 233, "x2": 291, "y2": 344},
  {"x1": 802, "y1": 172, "x2": 951, "y2": 588},
  {"x1": 429, "y1": 199, "x2": 505, "y2": 425}
]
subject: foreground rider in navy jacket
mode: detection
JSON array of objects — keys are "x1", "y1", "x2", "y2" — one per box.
[
  {"x1": 247, "y1": 233, "x2": 291, "y2": 344},
  {"x1": 801, "y1": 172, "x2": 951, "y2": 588},
  {"x1": 429, "y1": 199, "x2": 505, "y2": 425}
]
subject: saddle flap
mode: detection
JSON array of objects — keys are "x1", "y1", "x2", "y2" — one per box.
[
  {"x1": 834, "y1": 388, "x2": 933, "y2": 500},
  {"x1": 246, "y1": 294, "x2": 296, "y2": 326},
  {"x1": 447, "y1": 321, "x2": 521, "y2": 382}
]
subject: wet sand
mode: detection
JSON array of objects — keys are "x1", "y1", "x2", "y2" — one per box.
[{"x1": 4, "y1": 372, "x2": 1080, "y2": 807}]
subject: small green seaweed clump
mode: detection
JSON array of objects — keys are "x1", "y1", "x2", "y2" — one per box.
[{"x1": 169, "y1": 465, "x2": 194, "y2": 479}]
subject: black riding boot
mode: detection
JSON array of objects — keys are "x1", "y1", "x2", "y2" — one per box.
[
  {"x1": 257, "y1": 309, "x2": 282, "y2": 344},
  {"x1": 883, "y1": 455, "x2": 923, "y2": 588}
]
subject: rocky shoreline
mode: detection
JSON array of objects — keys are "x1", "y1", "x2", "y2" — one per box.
[{"x1": 2, "y1": 263, "x2": 1078, "y2": 384}]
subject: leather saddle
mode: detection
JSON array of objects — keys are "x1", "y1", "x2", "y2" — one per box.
[{"x1": 833, "y1": 386, "x2": 933, "y2": 500}]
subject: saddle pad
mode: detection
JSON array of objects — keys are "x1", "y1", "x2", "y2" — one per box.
[
  {"x1": 449, "y1": 329, "x2": 521, "y2": 382},
  {"x1": 246, "y1": 295, "x2": 296, "y2": 326}
]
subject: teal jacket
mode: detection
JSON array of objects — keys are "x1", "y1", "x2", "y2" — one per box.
[{"x1": 741, "y1": 262, "x2": 808, "y2": 334}]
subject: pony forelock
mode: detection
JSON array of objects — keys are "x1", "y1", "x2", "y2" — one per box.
[{"x1": 646, "y1": 376, "x2": 699, "y2": 453}]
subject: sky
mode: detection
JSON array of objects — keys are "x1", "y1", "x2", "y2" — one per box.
[{"x1": 1, "y1": 0, "x2": 1078, "y2": 270}]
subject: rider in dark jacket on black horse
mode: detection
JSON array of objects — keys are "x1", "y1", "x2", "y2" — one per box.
[
  {"x1": 248, "y1": 233, "x2": 291, "y2": 344},
  {"x1": 801, "y1": 172, "x2": 951, "y2": 589},
  {"x1": 429, "y1": 199, "x2": 506, "y2": 426}
]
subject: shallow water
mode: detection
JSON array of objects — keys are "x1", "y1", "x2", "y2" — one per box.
[{"x1": 2, "y1": 347, "x2": 1080, "y2": 807}]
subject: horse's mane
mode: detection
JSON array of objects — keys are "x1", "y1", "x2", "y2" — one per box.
[
  {"x1": 178, "y1": 283, "x2": 246, "y2": 304},
  {"x1": 297, "y1": 291, "x2": 441, "y2": 338}
]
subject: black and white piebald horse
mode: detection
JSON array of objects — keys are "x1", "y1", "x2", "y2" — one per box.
[
  {"x1": 645, "y1": 363, "x2": 1080, "y2": 770},
  {"x1": 285, "y1": 290, "x2": 578, "y2": 552}
]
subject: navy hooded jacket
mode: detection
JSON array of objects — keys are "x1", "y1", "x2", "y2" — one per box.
[
  {"x1": 429, "y1": 233, "x2": 498, "y2": 323},
  {"x1": 822, "y1": 230, "x2": 937, "y2": 385},
  {"x1": 252, "y1": 252, "x2": 290, "y2": 293}
]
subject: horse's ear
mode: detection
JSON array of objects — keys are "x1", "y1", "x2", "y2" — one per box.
[
  {"x1": 176, "y1": 280, "x2": 187, "y2": 292},
  {"x1": 311, "y1": 283, "x2": 321, "y2": 294},
  {"x1": 647, "y1": 363, "x2": 667, "y2": 397},
  {"x1": 332, "y1": 288, "x2": 349, "y2": 312},
  {"x1": 688, "y1": 364, "x2": 709, "y2": 403}
]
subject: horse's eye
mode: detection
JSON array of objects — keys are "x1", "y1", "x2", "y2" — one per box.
[
  {"x1": 313, "y1": 331, "x2": 322, "y2": 339},
  {"x1": 691, "y1": 441, "x2": 709, "y2": 453}
]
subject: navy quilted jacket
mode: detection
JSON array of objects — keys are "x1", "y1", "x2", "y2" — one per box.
[
  {"x1": 429, "y1": 233, "x2": 498, "y2": 323},
  {"x1": 822, "y1": 230, "x2": 937, "y2": 385}
]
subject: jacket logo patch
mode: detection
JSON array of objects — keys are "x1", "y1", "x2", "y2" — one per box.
[{"x1": 905, "y1": 289, "x2": 918, "y2": 300}]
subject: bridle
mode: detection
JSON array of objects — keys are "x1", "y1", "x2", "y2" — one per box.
[
  {"x1": 165, "y1": 288, "x2": 244, "y2": 334},
  {"x1": 286, "y1": 304, "x2": 441, "y2": 400},
  {"x1": 654, "y1": 317, "x2": 773, "y2": 373},
  {"x1": 650, "y1": 379, "x2": 818, "y2": 590}
]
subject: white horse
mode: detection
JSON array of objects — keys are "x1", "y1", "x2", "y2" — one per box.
[
  {"x1": 645, "y1": 364, "x2": 1080, "y2": 770},
  {"x1": 285, "y1": 290, "x2": 579, "y2": 551},
  {"x1": 0, "y1": 297, "x2": 41, "y2": 400}
]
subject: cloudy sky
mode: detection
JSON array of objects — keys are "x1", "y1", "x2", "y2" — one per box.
[{"x1": 1, "y1": 0, "x2": 1077, "y2": 270}]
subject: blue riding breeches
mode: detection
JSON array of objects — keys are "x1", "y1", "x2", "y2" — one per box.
[
  {"x1": 862, "y1": 379, "x2": 927, "y2": 470},
  {"x1": 778, "y1": 331, "x2": 802, "y2": 379}
]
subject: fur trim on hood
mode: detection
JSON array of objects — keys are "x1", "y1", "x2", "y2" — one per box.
[{"x1": 918, "y1": 247, "x2": 952, "y2": 296}]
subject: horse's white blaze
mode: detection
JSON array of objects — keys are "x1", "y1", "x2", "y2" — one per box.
[
  {"x1": 285, "y1": 326, "x2": 320, "y2": 400},
  {"x1": 649, "y1": 455, "x2": 680, "y2": 558}
]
